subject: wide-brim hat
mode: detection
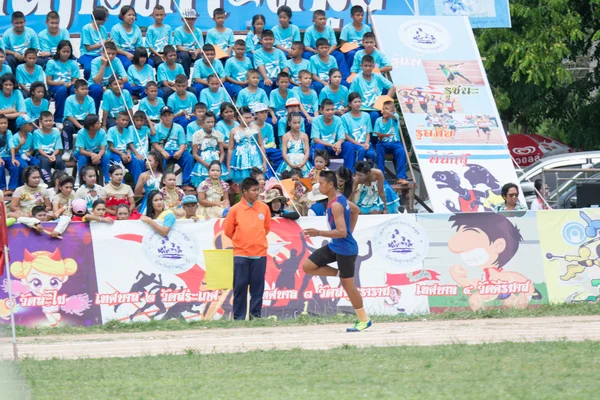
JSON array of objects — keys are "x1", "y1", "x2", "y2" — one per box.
[
  {"x1": 307, "y1": 183, "x2": 327, "y2": 202},
  {"x1": 264, "y1": 188, "x2": 287, "y2": 204}
]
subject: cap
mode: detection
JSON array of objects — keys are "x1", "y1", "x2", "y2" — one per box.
[
  {"x1": 71, "y1": 199, "x2": 88, "y2": 215},
  {"x1": 263, "y1": 188, "x2": 287, "y2": 204},
  {"x1": 182, "y1": 194, "x2": 198, "y2": 205},
  {"x1": 160, "y1": 106, "x2": 173, "y2": 115},
  {"x1": 253, "y1": 103, "x2": 269, "y2": 113},
  {"x1": 16, "y1": 115, "x2": 33, "y2": 130},
  {"x1": 181, "y1": 9, "x2": 199, "y2": 19},
  {"x1": 307, "y1": 183, "x2": 328, "y2": 202},
  {"x1": 285, "y1": 98, "x2": 301, "y2": 107}
]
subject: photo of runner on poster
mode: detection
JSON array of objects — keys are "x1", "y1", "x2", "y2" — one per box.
[
  {"x1": 423, "y1": 60, "x2": 485, "y2": 86},
  {"x1": 404, "y1": 113, "x2": 505, "y2": 145}
]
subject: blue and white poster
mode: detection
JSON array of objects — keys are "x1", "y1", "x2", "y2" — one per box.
[
  {"x1": 417, "y1": 0, "x2": 511, "y2": 29},
  {"x1": 371, "y1": 15, "x2": 521, "y2": 213}
]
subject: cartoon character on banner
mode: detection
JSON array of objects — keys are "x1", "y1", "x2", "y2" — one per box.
[
  {"x1": 0, "y1": 249, "x2": 92, "y2": 326},
  {"x1": 546, "y1": 211, "x2": 600, "y2": 302},
  {"x1": 448, "y1": 213, "x2": 536, "y2": 311}
]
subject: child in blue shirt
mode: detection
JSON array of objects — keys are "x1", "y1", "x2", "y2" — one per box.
[
  {"x1": 24, "y1": 82, "x2": 49, "y2": 123},
  {"x1": 342, "y1": 92, "x2": 375, "y2": 171},
  {"x1": 34, "y1": 111, "x2": 66, "y2": 181},
  {"x1": 349, "y1": 55, "x2": 395, "y2": 127},
  {"x1": 292, "y1": 70, "x2": 319, "y2": 136},
  {"x1": 146, "y1": 5, "x2": 171, "y2": 68},
  {"x1": 253, "y1": 103, "x2": 282, "y2": 174},
  {"x1": 167, "y1": 74, "x2": 198, "y2": 130},
  {"x1": 127, "y1": 47, "x2": 157, "y2": 99},
  {"x1": 10, "y1": 115, "x2": 40, "y2": 186},
  {"x1": 150, "y1": 105, "x2": 194, "y2": 187},
  {"x1": 157, "y1": 45, "x2": 186, "y2": 102},
  {"x1": 285, "y1": 42, "x2": 310, "y2": 87},
  {"x1": 319, "y1": 69, "x2": 349, "y2": 116},
  {"x1": 269, "y1": 71, "x2": 296, "y2": 137},
  {"x1": 236, "y1": 69, "x2": 269, "y2": 112},
  {"x1": 16, "y1": 49, "x2": 46, "y2": 98},
  {"x1": 88, "y1": 41, "x2": 132, "y2": 113},
  {"x1": 350, "y1": 32, "x2": 392, "y2": 74},
  {"x1": 131, "y1": 110, "x2": 156, "y2": 160},
  {"x1": 37, "y1": 11, "x2": 70, "y2": 69},
  {"x1": 46, "y1": 40, "x2": 81, "y2": 122},
  {"x1": 246, "y1": 15, "x2": 265, "y2": 62},
  {"x1": 215, "y1": 102, "x2": 238, "y2": 150},
  {"x1": 340, "y1": 5, "x2": 372, "y2": 68},
  {"x1": 0, "y1": 114, "x2": 18, "y2": 191},
  {"x1": 254, "y1": 30, "x2": 288, "y2": 97},
  {"x1": 107, "y1": 111, "x2": 144, "y2": 183},
  {"x1": 310, "y1": 99, "x2": 351, "y2": 163},
  {"x1": 192, "y1": 44, "x2": 225, "y2": 96},
  {"x1": 79, "y1": 6, "x2": 109, "y2": 79},
  {"x1": 206, "y1": 8, "x2": 235, "y2": 60},
  {"x1": 2, "y1": 12, "x2": 39, "y2": 73},
  {"x1": 0, "y1": 50, "x2": 12, "y2": 76},
  {"x1": 74, "y1": 114, "x2": 111, "y2": 183},
  {"x1": 63, "y1": 79, "x2": 95, "y2": 157},
  {"x1": 111, "y1": 6, "x2": 147, "y2": 70},
  {"x1": 224, "y1": 40, "x2": 254, "y2": 100},
  {"x1": 173, "y1": 9, "x2": 204, "y2": 77},
  {"x1": 273, "y1": 6, "x2": 301, "y2": 58},
  {"x1": 186, "y1": 103, "x2": 206, "y2": 152},
  {"x1": 374, "y1": 101, "x2": 408, "y2": 184},
  {"x1": 101, "y1": 76, "x2": 134, "y2": 130},
  {"x1": 309, "y1": 38, "x2": 339, "y2": 95},
  {"x1": 200, "y1": 75, "x2": 228, "y2": 114},
  {"x1": 0, "y1": 74, "x2": 27, "y2": 133},
  {"x1": 302, "y1": 10, "x2": 349, "y2": 80},
  {"x1": 138, "y1": 82, "x2": 165, "y2": 123},
  {"x1": 277, "y1": 98, "x2": 306, "y2": 138}
]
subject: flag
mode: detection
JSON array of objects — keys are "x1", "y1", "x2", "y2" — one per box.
[{"x1": 0, "y1": 202, "x2": 9, "y2": 275}]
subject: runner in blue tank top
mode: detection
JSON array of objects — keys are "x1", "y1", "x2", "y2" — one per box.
[{"x1": 302, "y1": 171, "x2": 372, "y2": 332}]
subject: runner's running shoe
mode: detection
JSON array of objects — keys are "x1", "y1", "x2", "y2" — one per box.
[{"x1": 346, "y1": 319, "x2": 372, "y2": 332}]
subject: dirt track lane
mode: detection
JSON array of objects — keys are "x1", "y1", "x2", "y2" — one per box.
[{"x1": 2, "y1": 316, "x2": 599, "y2": 360}]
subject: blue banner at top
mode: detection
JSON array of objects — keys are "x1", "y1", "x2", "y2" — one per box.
[
  {"x1": 417, "y1": 0, "x2": 511, "y2": 28},
  {"x1": 0, "y1": 1, "x2": 416, "y2": 35}
]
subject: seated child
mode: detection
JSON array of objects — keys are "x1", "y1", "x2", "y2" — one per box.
[
  {"x1": 342, "y1": 93, "x2": 376, "y2": 172},
  {"x1": 75, "y1": 165, "x2": 106, "y2": 213},
  {"x1": 138, "y1": 81, "x2": 165, "y2": 122},
  {"x1": 245, "y1": 14, "x2": 265, "y2": 60},
  {"x1": 200, "y1": 74, "x2": 228, "y2": 113},
  {"x1": 104, "y1": 164, "x2": 140, "y2": 220},
  {"x1": 160, "y1": 171, "x2": 185, "y2": 211},
  {"x1": 33, "y1": 111, "x2": 66, "y2": 183},
  {"x1": 9, "y1": 115, "x2": 40, "y2": 188},
  {"x1": 24, "y1": 82, "x2": 50, "y2": 123},
  {"x1": 318, "y1": 69, "x2": 349, "y2": 116},
  {"x1": 81, "y1": 199, "x2": 114, "y2": 224},
  {"x1": 156, "y1": 45, "x2": 186, "y2": 101},
  {"x1": 52, "y1": 175, "x2": 75, "y2": 218},
  {"x1": 273, "y1": 6, "x2": 301, "y2": 58},
  {"x1": 63, "y1": 79, "x2": 95, "y2": 158},
  {"x1": 197, "y1": 160, "x2": 230, "y2": 219},
  {"x1": 74, "y1": 114, "x2": 111, "y2": 184},
  {"x1": 340, "y1": 5, "x2": 372, "y2": 67},
  {"x1": 309, "y1": 38, "x2": 339, "y2": 94},
  {"x1": 235, "y1": 69, "x2": 269, "y2": 112},
  {"x1": 253, "y1": 29, "x2": 288, "y2": 97},
  {"x1": 107, "y1": 111, "x2": 144, "y2": 183},
  {"x1": 101, "y1": 76, "x2": 134, "y2": 130},
  {"x1": 224, "y1": 39, "x2": 254, "y2": 99},
  {"x1": 252, "y1": 103, "x2": 282, "y2": 173},
  {"x1": 308, "y1": 149, "x2": 330, "y2": 184},
  {"x1": 192, "y1": 44, "x2": 224, "y2": 95},
  {"x1": 206, "y1": 8, "x2": 235, "y2": 59}
]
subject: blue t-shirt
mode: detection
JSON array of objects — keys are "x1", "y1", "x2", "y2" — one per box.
[
  {"x1": 235, "y1": 87, "x2": 268, "y2": 111},
  {"x1": 2, "y1": 27, "x2": 39, "y2": 54},
  {"x1": 292, "y1": 86, "x2": 318, "y2": 114},
  {"x1": 285, "y1": 58, "x2": 310, "y2": 82},
  {"x1": 253, "y1": 48, "x2": 287, "y2": 80},
  {"x1": 0, "y1": 64, "x2": 12, "y2": 76},
  {"x1": 151, "y1": 122, "x2": 186, "y2": 151},
  {"x1": 127, "y1": 64, "x2": 156, "y2": 87},
  {"x1": 340, "y1": 23, "x2": 371, "y2": 45},
  {"x1": 303, "y1": 25, "x2": 337, "y2": 49},
  {"x1": 351, "y1": 49, "x2": 392, "y2": 73},
  {"x1": 64, "y1": 95, "x2": 96, "y2": 122},
  {"x1": 327, "y1": 195, "x2": 358, "y2": 256},
  {"x1": 215, "y1": 120, "x2": 239, "y2": 143},
  {"x1": 16, "y1": 64, "x2": 45, "y2": 90},
  {"x1": 139, "y1": 97, "x2": 165, "y2": 121},
  {"x1": 257, "y1": 123, "x2": 276, "y2": 148},
  {"x1": 38, "y1": 28, "x2": 70, "y2": 55},
  {"x1": 311, "y1": 115, "x2": 345, "y2": 144},
  {"x1": 74, "y1": 128, "x2": 108, "y2": 155},
  {"x1": 33, "y1": 128, "x2": 63, "y2": 153},
  {"x1": 225, "y1": 57, "x2": 254, "y2": 82},
  {"x1": 89, "y1": 56, "x2": 127, "y2": 86},
  {"x1": 0, "y1": 91, "x2": 26, "y2": 113},
  {"x1": 272, "y1": 25, "x2": 301, "y2": 50},
  {"x1": 157, "y1": 63, "x2": 185, "y2": 84},
  {"x1": 309, "y1": 54, "x2": 338, "y2": 82},
  {"x1": 186, "y1": 120, "x2": 201, "y2": 150},
  {"x1": 349, "y1": 73, "x2": 393, "y2": 109},
  {"x1": 131, "y1": 125, "x2": 150, "y2": 157},
  {"x1": 342, "y1": 112, "x2": 372, "y2": 143},
  {"x1": 0, "y1": 131, "x2": 13, "y2": 158},
  {"x1": 101, "y1": 90, "x2": 134, "y2": 118},
  {"x1": 206, "y1": 28, "x2": 235, "y2": 52},
  {"x1": 200, "y1": 87, "x2": 228, "y2": 113},
  {"x1": 245, "y1": 32, "x2": 262, "y2": 54},
  {"x1": 173, "y1": 26, "x2": 204, "y2": 51},
  {"x1": 167, "y1": 92, "x2": 198, "y2": 115},
  {"x1": 107, "y1": 126, "x2": 134, "y2": 152},
  {"x1": 111, "y1": 23, "x2": 143, "y2": 53},
  {"x1": 319, "y1": 86, "x2": 349, "y2": 112},
  {"x1": 192, "y1": 59, "x2": 224, "y2": 80},
  {"x1": 269, "y1": 88, "x2": 297, "y2": 118},
  {"x1": 24, "y1": 98, "x2": 49, "y2": 120},
  {"x1": 46, "y1": 59, "x2": 81, "y2": 83},
  {"x1": 278, "y1": 116, "x2": 306, "y2": 137},
  {"x1": 80, "y1": 23, "x2": 108, "y2": 57},
  {"x1": 146, "y1": 24, "x2": 172, "y2": 53},
  {"x1": 374, "y1": 115, "x2": 401, "y2": 143},
  {"x1": 9, "y1": 132, "x2": 33, "y2": 155}
]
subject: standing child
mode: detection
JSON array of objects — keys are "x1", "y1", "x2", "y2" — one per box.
[
  {"x1": 37, "y1": 11, "x2": 70, "y2": 68},
  {"x1": 16, "y1": 48, "x2": 45, "y2": 98},
  {"x1": 197, "y1": 160, "x2": 230, "y2": 219},
  {"x1": 246, "y1": 15, "x2": 265, "y2": 61},
  {"x1": 131, "y1": 110, "x2": 155, "y2": 161},
  {"x1": 292, "y1": 70, "x2": 319, "y2": 135},
  {"x1": 127, "y1": 47, "x2": 156, "y2": 99},
  {"x1": 79, "y1": 6, "x2": 109, "y2": 79},
  {"x1": 302, "y1": 10, "x2": 349, "y2": 80},
  {"x1": 206, "y1": 8, "x2": 235, "y2": 60},
  {"x1": 156, "y1": 45, "x2": 186, "y2": 101},
  {"x1": 0, "y1": 115, "x2": 17, "y2": 193},
  {"x1": 150, "y1": 106, "x2": 194, "y2": 187},
  {"x1": 319, "y1": 69, "x2": 349, "y2": 116},
  {"x1": 2, "y1": 11, "x2": 39, "y2": 73},
  {"x1": 63, "y1": 79, "x2": 97, "y2": 159},
  {"x1": 0, "y1": 74, "x2": 26, "y2": 132},
  {"x1": 235, "y1": 69, "x2": 269, "y2": 112},
  {"x1": 273, "y1": 6, "x2": 301, "y2": 58},
  {"x1": 309, "y1": 38, "x2": 339, "y2": 94},
  {"x1": 111, "y1": 6, "x2": 146, "y2": 70},
  {"x1": 101, "y1": 76, "x2": 134, "y2": 130},
  {"x1": 107, "y1": 111, "x2": 143, "y2": 183},
  {"x1": 277, "y1": 112, "x2": 312, "y2": 177},
  {"x1": 342, "y1": 93, "x2": 375, "y2": 171},
  {"x1": 285, "y1": 42, "x2": 310, "y2": 87},
  {"x1": 160, "y1": 171, "x2": 185, "y2": 211},
  {"x1": 224, "y1": 40, "x2": 253, "y2": 100},
  {"x1": 103, "y1": 164, "x2": 139, "y2": 219},
  {"x1": 310, "y1": 99, "x2": 349, "y2": 161},
  {"x1": 340, "y1": 5, "x2": 371, "y2": 68},
  {"x1": 200, "y1": 74, "x2": 228, "y2": 114},
  {"x1": 138, "y1": 81, "x2": 165, "y2": 123},
  {"x1": 34, "y1": 111, "x2": 65, "y2": 182},
  {"x1": 146, "y1": 5, "x2": 172, "y2": 68},
  {"x1": 253, "y1": 30, "x2": 288, "y2": 97},
  {"x1": 45, "y1": 40, "x2": 80, "y2": 122},
  {"x1": 350, "y1": 32, "x2": 392, "y2": 75},
  {"x1": 134, "y1": 150, "x2": 164, "y2": 215},
  {"x1": 74, "y1": 114, "x2": 111, "y2": 184},
  {"x1": 167, "y1": 74, "x2": 198, "y2": 130},
  {"x1": 75, "y1": 165, "x2": 106, "y2": 213},
  {"x1": 349, "y1": 55, "x2": 395, "y2": 127},
  {"x1": 24, "y1": 82, "x2": 50, "y2": 123},
  {"x1": 10, "y1": 115, "x2": 40, "y2": 186},
  {"x1": 215, "y1": 102, "x2": 239, "y2": 151},
  {"x1": 375, "y1": 101, "x2": 408, "y2": 185},
  {"x1": 308, "y1": 149, "x2": 330, "y2": 184},
  {"x1": 191, "y1": 111, "x2": 227, "y2": 186},
  {"x1": 173, "y1": 9, "x2": 204, "y2": 78},
  {"x1": 192, "y1": 44, "x2": 225, "y2": 95},
  {"x1": 253, "y1": 103, "x2": 282, "y2": 172},
  {"x1": 227, "y1": 107, "x2": 266, "y2": 182},
  {"x1": 52, "y1": 176, "x2": 76, "y2": 218}
]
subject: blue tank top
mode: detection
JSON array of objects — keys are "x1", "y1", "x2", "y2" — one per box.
[{"x1": 327, "y1": 195, "x2": 358, "y2": 256}]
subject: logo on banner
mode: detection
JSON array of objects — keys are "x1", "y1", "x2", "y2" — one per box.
[
  {"x1": 374, "y1": 218, "x2": 429, "y2": 266},
  {"x1": 399, "y1": 20, "x2": 450, "y2": 53},
  {"x1": 512, "y1": 146, "x2": 536, "y2": 155},
  {"x1": 142, "y1": 229, "x2": 195, "y2": 274}
]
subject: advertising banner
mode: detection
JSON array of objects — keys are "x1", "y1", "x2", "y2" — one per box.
[
  {"x1": 417, "y1": 0, "x2": 511, "y2": 28},
  {"x1": 372, "y1": 16, "x2": 521, "y2": 212}
]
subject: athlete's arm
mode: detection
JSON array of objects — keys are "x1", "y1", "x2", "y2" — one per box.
[{"x1": 307, "y1": 203, "x2": 347, "y2": 239}]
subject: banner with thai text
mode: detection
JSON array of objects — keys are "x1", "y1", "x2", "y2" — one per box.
[
  {"x1": 417, "y1": 0, "x2": 511, "y2": 28},
  {"x1": 371, "y1": 15, "x2": 521, "y2": 212}
]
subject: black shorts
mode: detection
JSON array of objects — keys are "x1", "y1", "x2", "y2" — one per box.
[{"x1": 308, "y1": 246, "x2": 357, "y2": 279}]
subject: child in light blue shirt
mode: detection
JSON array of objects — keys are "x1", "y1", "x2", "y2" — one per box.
[
  {"x1": 319, "y1": 69, "x2": 349, "y2": 116},
  {"x1": 46, "y1": 40, "x2": 81, "y2": 122},
  {"x1": 246, "y1": 15, "x2": 265, "y2": 59},
  {"x1": 350, "y1": 55, "x2": 394, "y2": 127},
  {"x1": 350, "y1": 32, "x2": 393, "y2": 74},
  {"x1": 206, "y1": 8, "x2": 235, "y2": 58},
  {"x1": 24, "y1": 82, "x2": 49, "y2": 122},
  {"x1": 110, "y1": 6, "x2": 146, "y2": 70},
  {"x1": 131, "y1": 110, "x2": 155, "y2": 159},
  {"x1": 101, "y1": 77, "x2": 134, "y2": 130},
  {"x1": 342, "y1": 93, "x2": 375, "y2": 170},
  {"x1": 34, "y1": 111, "x2": 65, "y2": 180},
  {"x1": 79, "y1": 7, "x2": 109, "y2": 79},
  {"x1": 37, "y1": 11, "x2": 70, "y2": 68},
  {"x1": 340, "y1": 5, "x2": 372, "y2": 68},
  {"x1": 167, "y1": 75, "x2": 198, "y2": 130},
  {"x1": 3, "y1": 12, "x2": 39, "y2": 73},
  {"x1": 236, "y1": 69, "x2": 269, "y2": 112},
  {"x1": 10, "y1": 115, "x2": 39, "y2": 183},
  {"x1": 192, "y1": 44, "x2": 225, "y2": 95},
  {"x1": 138, "y1": 82, "x2": 165, "y2": 122},
  {"x1": 146, "y1": 5, "x2": 171, "y2": 68},
  {"x1": 107, "y1": 111, "x2": 143, "y2": 182},
  {"x1": 156, "y1": 45, "x2": 186, "y2": 102},
  {"x1": 285, "y1": 42, "x2": 310, "y2": 87},
  {"x1": 173, "y1": 17, "x2": 205, "y2": 78},
  {"x1": 254, "y1": 30, "x2": 288, "y2": 97},
  {"x1": 127, "y1": 47, "x2": 157, "y2": 99},
  {"x1": 273, "y1": 6, "x2": 301, "y2": 58},
  {"x1": 16, "y1": 49, "x2": 45, "y2": 95},
  {"x1": 374, "y1": 101, "x2": 407, "y2": 183},
  {"x1": 63, "y1": 79, "x2": 96, "y2": 153},
  {"x1": 224, "y1": 40, "x2": 254, "y2": 99},
  {"x1": 200, "y1": 75, "x2": 228, "y2": 114},
  {"x1": 309, "y1": 38, "x2": 339, "y2": 95}
]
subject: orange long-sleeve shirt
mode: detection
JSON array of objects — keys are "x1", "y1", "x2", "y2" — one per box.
[{"x1": 222, "y1": 198, "x2": 271, "y2": 257}]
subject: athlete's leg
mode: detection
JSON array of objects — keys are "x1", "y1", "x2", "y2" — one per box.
[
  {"x1": 337, "y1": 254, "x2": 371, "y2": 332},
  {"x1": 340, "y1": 277, "x2": 363, "y2": 310},
  {"x1": 303, "y1": 246, "x2": 339, "y2": 277}
]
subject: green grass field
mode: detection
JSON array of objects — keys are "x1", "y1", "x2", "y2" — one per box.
[{"x1": 6, "y1": 341, "x2": 599, "y2": 399}]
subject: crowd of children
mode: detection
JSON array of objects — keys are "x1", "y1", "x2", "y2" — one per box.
[{"x1": 1, "y1": 5, "x2": 409, "y2": 223}]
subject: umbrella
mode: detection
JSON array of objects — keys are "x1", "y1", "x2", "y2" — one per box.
[{"x1": 508, "y1": 133, "x2": 574, "y2": 167}]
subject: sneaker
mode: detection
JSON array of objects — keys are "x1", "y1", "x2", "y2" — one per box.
[
  {"x1": 346, "y1": 319, "x2": 372, "y2": 332},
  {"x1": 62, "y1": 149, "x2": 72, "y2": 161}
]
